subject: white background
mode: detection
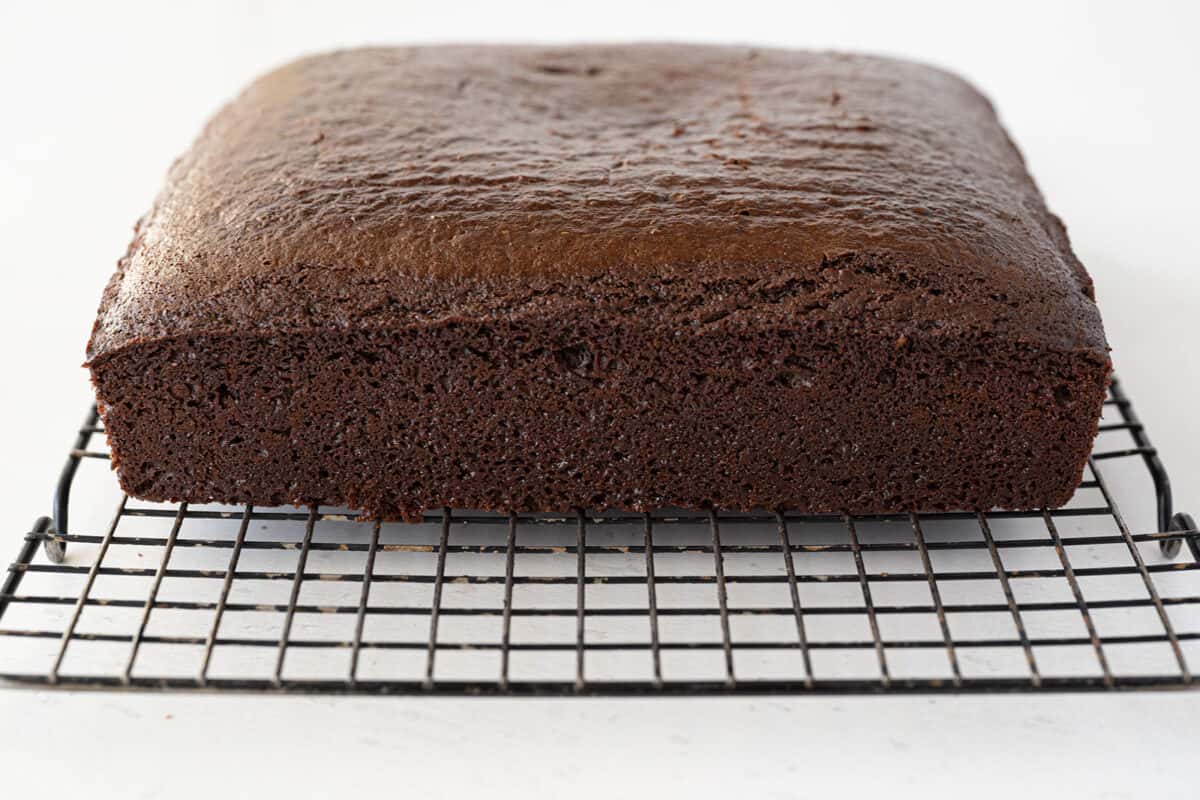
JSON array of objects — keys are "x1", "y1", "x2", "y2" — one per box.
[{"x1": 2, "y1": 1, "x2": 1198, "y2": 797}]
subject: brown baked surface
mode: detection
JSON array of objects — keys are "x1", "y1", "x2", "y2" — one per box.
[{"x1": 87, "y1": 44, "x2": 1110, "y2": 520}]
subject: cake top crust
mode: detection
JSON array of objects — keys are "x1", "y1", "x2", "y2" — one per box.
[{"x1": 88, "y1": 44, "x2": 1106, "y2": 361}]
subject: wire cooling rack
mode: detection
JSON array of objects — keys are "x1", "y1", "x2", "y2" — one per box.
[{"x1": 1, "y1": 376, "x2": 1197, "y2": 694}]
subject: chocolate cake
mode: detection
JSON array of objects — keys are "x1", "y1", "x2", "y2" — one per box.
[{"x1": 86, "y1": 45, "x2": 1111, "y2": 520}]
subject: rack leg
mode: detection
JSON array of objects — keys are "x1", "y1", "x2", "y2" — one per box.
[{"x1": 47, "y1": 406, "x2": 101, "y2": 565}]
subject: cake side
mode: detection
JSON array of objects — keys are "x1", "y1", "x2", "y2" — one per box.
[{"x1": 89, "y1": 278, "x2": 1109, "y2": 521}]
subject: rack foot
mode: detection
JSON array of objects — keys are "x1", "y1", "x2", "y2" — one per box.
[
  {"x1": 1160, "y1": 512, "x2": 1196, "y2": 559},
  {"x1": 43, "y1": 523, "x2": 65, "y2": 564}
]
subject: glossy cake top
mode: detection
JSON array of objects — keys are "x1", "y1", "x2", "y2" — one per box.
[{"x1": 88, "y1": 44, "x2": 1106, "y2": 361}]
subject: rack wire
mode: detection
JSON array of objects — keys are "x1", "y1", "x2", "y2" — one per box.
[{"x1": 1, "y1": 375, "x2": 1196, "y2": 694}]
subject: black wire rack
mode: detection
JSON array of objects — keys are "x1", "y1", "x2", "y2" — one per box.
[{"x1": 1, "y1": 375, "x2": 1197, "y2": 694}]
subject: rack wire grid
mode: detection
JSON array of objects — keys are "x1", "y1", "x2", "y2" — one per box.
[{"x1": 1, "y1": 375, "x2": 1197, "y2": 695}]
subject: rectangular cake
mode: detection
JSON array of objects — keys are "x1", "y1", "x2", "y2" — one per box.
[{"x1": 86, "y1": 44, "x2": 1111, "y2": 520}]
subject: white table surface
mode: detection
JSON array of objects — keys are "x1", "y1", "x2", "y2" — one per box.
[{"x1": 2, "y1": 1, "x2": 1198, "y2": 797}]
